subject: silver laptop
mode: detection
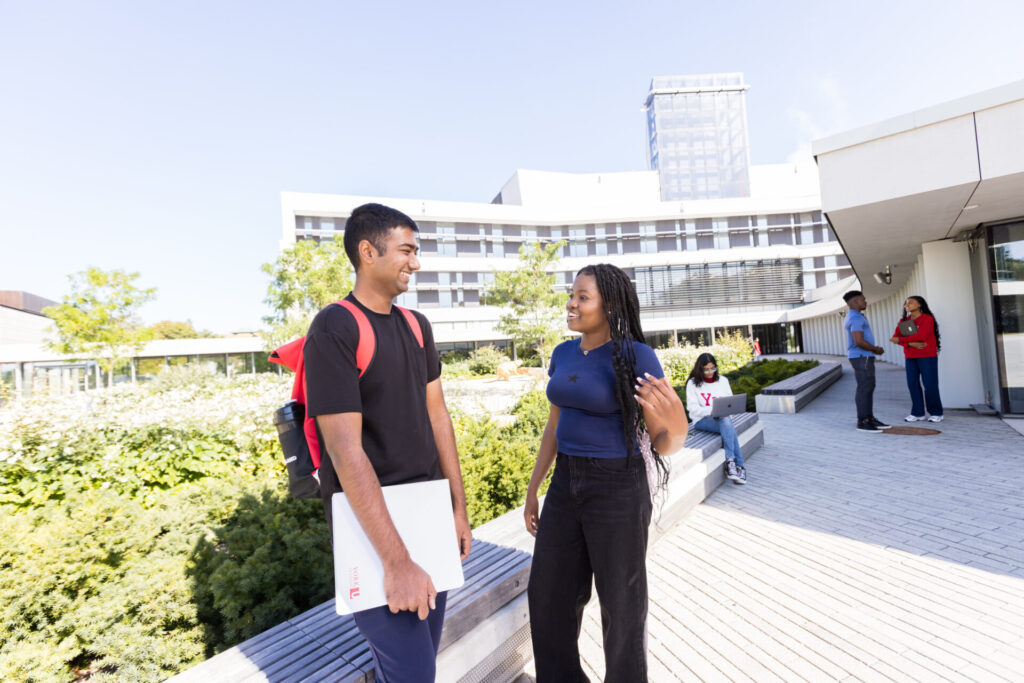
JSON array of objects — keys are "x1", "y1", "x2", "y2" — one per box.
[
  {"x1": 710, "y1": 394, "x2": 747, "y2": 417},
  {"x1": 898, "y1": 319, "x2": 918, "y2": 336}
]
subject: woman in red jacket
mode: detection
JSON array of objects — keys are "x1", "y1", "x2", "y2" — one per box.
[{"x1": 889, "y1": 295, "x2": 944, "y2": 422}]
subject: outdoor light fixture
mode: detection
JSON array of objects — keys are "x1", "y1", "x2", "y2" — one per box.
[{"x1": 873, "y1": 265, "x2": 893, "y2": 285}]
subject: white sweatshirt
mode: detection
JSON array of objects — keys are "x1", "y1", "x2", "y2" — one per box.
[{"x1": 685, "y1": 376, "x2": 733, "y2": 422}]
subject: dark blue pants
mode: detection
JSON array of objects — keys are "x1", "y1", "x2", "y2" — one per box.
[
  {"x1": 352, "y1": 591, "x2": 447, "y2": 683},
  {"x1": 849, "y1": 356, "x2": 876, "y2": 422},
  {"x1": 905, "y1": 356, "x2": 943, "y2": 417},
  {"x1": 528, "y1": 453, "x2": 652, "y2": 683}
]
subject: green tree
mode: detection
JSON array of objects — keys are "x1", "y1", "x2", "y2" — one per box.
[
  {"x1": 485, "y1": 241, "x2": 567, "y2": 367},
  {"x1": 149, "y1": 320, "x2": 213, "y2": 339},
  {"x1": 43, "y1": 268, "x2": 157, "y2": 387},
  {"x1": 260, "y1": 236, "x2": 354, "y2": 349}
]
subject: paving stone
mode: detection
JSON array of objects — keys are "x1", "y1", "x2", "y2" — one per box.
[{"x1": 573, "y1": 356, "x2": 1024, "y2": 680}]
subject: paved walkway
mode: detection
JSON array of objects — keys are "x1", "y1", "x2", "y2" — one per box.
[{"x1": 576, "y1": 357, "x2": 1024, "y2": 681}]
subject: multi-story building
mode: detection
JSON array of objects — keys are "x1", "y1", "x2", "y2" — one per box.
[
  {"x1": 280, "y1": 162, "x2": 851, "y2": 356},
  {"x1": 645, "y1": 73, "x2": 751, "y2": 201},
  {"x1": 278, "y1": 73, "x2": 856, "y2": 358}
]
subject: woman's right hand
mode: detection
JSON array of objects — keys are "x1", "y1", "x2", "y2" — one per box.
[{"x1": 524, "y1": 493, "x2": 539, "y2": 537}]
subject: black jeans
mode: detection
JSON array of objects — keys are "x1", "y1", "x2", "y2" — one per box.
[
  {"x1": 528, "y1": 453, "x2": 652, "y2": 683},
  {"x1": 850, "y1": 356, "x2": 876, "y2": 421}
]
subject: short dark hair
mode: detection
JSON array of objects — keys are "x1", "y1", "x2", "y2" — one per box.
[
  {"x1": 343, "y1": 203, "x2": 418, "y2": 271},
  {"x1": 843, "y1": 290, "x2": 863, "y2": 303}
]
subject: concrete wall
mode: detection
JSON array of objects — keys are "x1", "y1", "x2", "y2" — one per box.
[
  {"x1": 0, "y1": 306, "x2": 53, "y2": 345},
  {"x1": 802, "y1": 241, "x2": 987, "y2": 409},
  {"x1": 802, "y1": 254, "x2": 926, "y2": 365},
  {"x1": 921, "y1": 240, "x2": 986, "y2": 408}
]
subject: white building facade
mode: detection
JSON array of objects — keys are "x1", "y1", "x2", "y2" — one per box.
[
  {"x1": 802, "y1": 79, "x2": 1024, "y2": 414},
  {"x1": 280, "y1": 163, "x2": 852, "y2": 356}
]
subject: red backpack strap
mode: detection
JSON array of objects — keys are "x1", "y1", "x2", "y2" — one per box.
[
  {"x1": 395, "y1": 306, "x2": 424, "y2": 348},
  {"x1": 335, "y1": 300, "x2": 375, "y2": 377}
]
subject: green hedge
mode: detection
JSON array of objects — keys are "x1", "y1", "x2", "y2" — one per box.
[
  {"x1": 0, "y1": 376, "x2": 557, "y2": 680},
  {"x1": 0, "y1": 478, "x2": 331, "y2": 683},
  {"x1": 455, "y1": 390, "x2": 550, "y2": 527}
]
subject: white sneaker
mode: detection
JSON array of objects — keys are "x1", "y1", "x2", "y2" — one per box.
[
  {"x1": 928, "y1": 415, "x2": 944, "y2": 423},
  {"x1": 905, "y1": 415, "x2": 926, "y2": 422}
]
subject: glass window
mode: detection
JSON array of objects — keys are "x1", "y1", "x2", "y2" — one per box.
[
  {"x1": 570, "y1": 227, "x2": 587, "y2": 258},
  {"x1": 437, "y1": 226, "x2": 455, "y2": 257},
  {"x1": 640, "y1": 224, "x2": 657, "y2": 254},
  {"x1": 595, "y1": 226, "x2": 608, "y2": 256}
]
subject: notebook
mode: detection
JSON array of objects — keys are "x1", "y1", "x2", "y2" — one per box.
[
  {"x1": 332, "y1": 479, "x2": 465, "y2": 615},
  {"x1": 710, "y1": 393, "x2": 747, "y2": 417}
]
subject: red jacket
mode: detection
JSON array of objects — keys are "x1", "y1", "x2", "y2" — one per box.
[{"x1": 893, "y1": 313, "x2": 938, "y2": 359}]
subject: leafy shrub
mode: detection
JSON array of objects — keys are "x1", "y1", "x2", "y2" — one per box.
[
  {"x1": 467, "y1": 345, "x2": 507, "y2": 375},
  {"x1": 0, "y1": 478, "x2": 331, "y2": 683},
  {"x1": 656, "y1": 330, "x2": 754, "y2": 385},
  {"x1": 454, "y1": 390, "x2": 550, "y2": 526},
  {"x1": 0, "y1": 376, "x2": 287, "y2": 508}
]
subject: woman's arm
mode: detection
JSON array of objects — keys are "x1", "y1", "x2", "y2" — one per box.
[{"x1": 524, "y1": 403, "x2": 560, "y2": 537}]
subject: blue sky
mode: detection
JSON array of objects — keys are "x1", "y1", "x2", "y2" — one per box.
[{"x1": 2, "y1": 0, "x2": 1022, "y2": 333}]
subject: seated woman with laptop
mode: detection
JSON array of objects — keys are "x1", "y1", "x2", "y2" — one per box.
[{"x1": 685, "y1": 353, "x2": 748, "y2": 485}]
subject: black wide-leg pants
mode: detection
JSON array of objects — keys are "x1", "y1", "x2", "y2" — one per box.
[{"x1": 528, "y1": 452, "x2": 652, "y2": 683}]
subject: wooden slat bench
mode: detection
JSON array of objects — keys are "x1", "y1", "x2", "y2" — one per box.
[
  {"x1": 168, "y1": 539, "x2": 531, "y2": 683},
  {"x1": 754, "y1": 361, "x2": 842, "y2": 413},
  {"x1": 651, "y1": 411, "x2": 764, "y2": 541}
]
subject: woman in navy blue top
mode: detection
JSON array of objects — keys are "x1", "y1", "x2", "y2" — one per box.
[{"x1": 524, "y1": 263, "x2": 689, "y2": 682}]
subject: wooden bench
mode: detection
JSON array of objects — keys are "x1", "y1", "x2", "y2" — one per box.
[
  {"x1": 754, "y1": 361, "x2": 842, "y2": 414},
  {"x1": 171, "y1": 414, "x2": 766, "y2": 683},
  {"x1": 168, "y1": 539, "x2": 531, "y2": 683},
  {"x1": 651, "y1": 412, "x2": 764, "y2": 541}
]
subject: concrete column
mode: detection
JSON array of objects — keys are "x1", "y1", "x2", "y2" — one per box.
[
  {"x1": 225, "y1": 354, "x2": 231, "y2": 377},
  {"x1": 250, "y1": 352, "x2": 256, "y2": 376},
  {"x1": 94, "y1": 364, "x2": 101, "y2": 388},
  {"x1": 15, "y1": 362, "x2": 24, "y2": 397},
  {"x1": 130, "y1": 360, "x2": 137, "y2": 384},
  {"x1": 921, "y1": 239, "x2": 985, "y2": 408}
]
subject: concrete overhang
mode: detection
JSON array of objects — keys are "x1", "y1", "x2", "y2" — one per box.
[{"x1": 811, "y1": 80, "x2": 1024, "y2": 299}]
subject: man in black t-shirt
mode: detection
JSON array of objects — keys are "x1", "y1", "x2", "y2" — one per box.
[{"x1": 304, "y1": 203, "x2": 471, "y2": 682}]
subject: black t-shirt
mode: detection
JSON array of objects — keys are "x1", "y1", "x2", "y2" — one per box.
[{"x1": 303, "y1": 294, "x2": 444, "y2": 507}]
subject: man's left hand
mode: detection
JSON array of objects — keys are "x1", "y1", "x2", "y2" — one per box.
[{"x1": 454, "y1": 508, "x2": 472, "y2": 560}]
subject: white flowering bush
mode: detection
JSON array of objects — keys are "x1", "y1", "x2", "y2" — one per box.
[
  {"x1": 0, "y1": 373, "x2": 290, "y2": 508},
  {"x1": 0, "y1": 372, "x2": 336, "y2": 682},
  {"x1": 655, "y1": 330, "x2": 755, "y2": 385}
]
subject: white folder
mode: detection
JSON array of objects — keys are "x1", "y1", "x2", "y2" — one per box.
[{"x1": 332, "y1": 479, "x2": 465, "y2": 615}]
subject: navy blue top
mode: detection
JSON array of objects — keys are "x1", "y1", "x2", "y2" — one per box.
[{"x1": 546, "y1": 338, "x2": 664, "y2": 459}]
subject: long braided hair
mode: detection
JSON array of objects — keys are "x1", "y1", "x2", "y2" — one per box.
[
  {"x1": 901, "y1": 295, "x2": 941, "y2": 351},
  {"x1": 577, "y1": 264, "x2": 670, "y2": 488}
]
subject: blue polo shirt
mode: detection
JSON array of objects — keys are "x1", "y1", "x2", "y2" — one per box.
[
  {"x1": 844, "y1": 309, "x2": 876, "y2": 358},
  {"x1": 546, "y1": 338, "x2": 663, "y2": 458}
]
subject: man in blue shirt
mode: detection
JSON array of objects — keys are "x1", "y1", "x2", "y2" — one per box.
[{"x1": 843, "y1": 290, "x2": 891, "y2": 433}]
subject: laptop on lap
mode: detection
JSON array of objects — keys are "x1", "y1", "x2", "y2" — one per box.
[{"x1": 710, "y1": 394, "x2": 747, "y2": 417}]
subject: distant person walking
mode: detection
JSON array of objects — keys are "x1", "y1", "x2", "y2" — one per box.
[
  {"x1": 685, "y1": 352, "x2": 747, "y2": 484},
  {"x1": 889, "y1": 295, "x2": 944, "y2": 423},
  {"x1": 843, "y1": 290, "x2": 891, "y2": 433},
  {"x1": 753, "y1": 337, "x2": 762, "y2": 358}
]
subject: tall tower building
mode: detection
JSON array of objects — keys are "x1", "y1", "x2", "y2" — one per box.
[{"x1": 645, "y1": 73, "x2": 751, "y2": 201}]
